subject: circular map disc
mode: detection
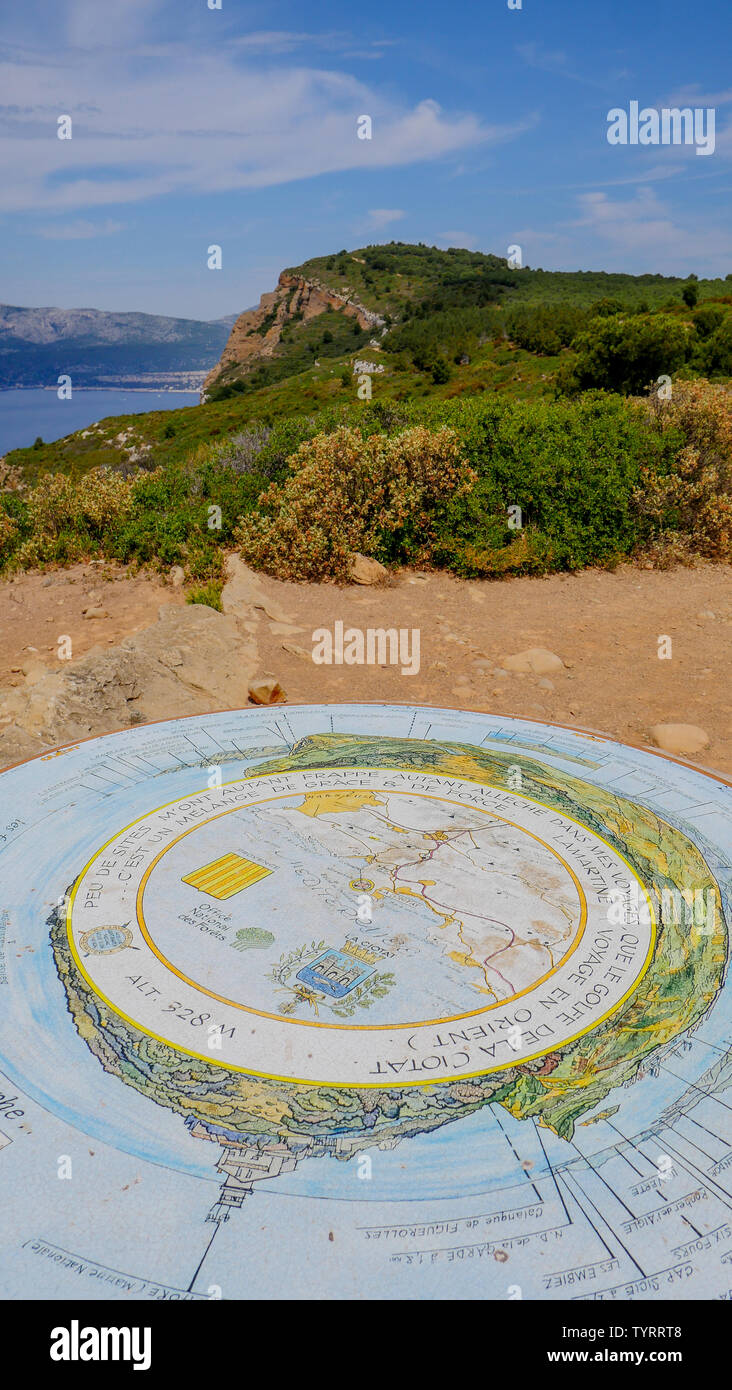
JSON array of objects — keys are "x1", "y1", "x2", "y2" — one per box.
[{"x1": 0, "y1": 704, "x2": 730, "y2": 1302}]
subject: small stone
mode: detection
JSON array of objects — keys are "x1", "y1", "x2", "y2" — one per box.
[
  {"x1": 697, "y1": 610, "x2": 715, "y2": 620},
  {"x1": 170, "y1": 565, "x2": 186, "y2": 588},
  {"x1": 500, "y1": 648, "x2": 565, "y2": 675},
  {"x1": 42, "y1": 576, "x2": 53, "y2": 588},
  {"x1": 348, "y1": 553, "x2": 388, "y2": 586},
  {"x1": 83, "y1": 607, "x2": 109, "y2": 620},
  {"x1": 269, "y1": 621, "x2": 304, "y2": 637},
  {"x1": 248, "y1": 678, "x2": 287, "y2": 705},
  {"x1": 21, "y1": 659, "x2": 47, "y2": 686},
  {"x1": 537, "y1": 678, "x2": 555, "y2": 691},
  {"x1": 650, "y1": 723, "x2": 710, "y2": 756},
  {"x1": 282, "y1": 642, "x2": 310, "y2": 659}
]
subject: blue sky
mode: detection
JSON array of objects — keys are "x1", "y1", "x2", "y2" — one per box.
[{"x1": 1, "y1": 0, "x2": 731, "y2": 319}]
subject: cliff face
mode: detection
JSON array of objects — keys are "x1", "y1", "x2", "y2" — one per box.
[{"x1": 202, "y1": 272, "x2": 384, "y2": 398}]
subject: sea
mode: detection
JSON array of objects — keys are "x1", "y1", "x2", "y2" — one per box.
[{"x1": 0, "y1": 388, "x2": 201, "y2": 455}]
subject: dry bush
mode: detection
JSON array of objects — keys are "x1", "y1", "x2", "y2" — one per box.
[
  {"x1": 15, "y1": 467, "x2": 139, "y2": 566},
  {"x1": 0, "y1": 509, "x2": 18, "y2": 564},
  {"x1": 637, "y1": 380, "x2": 732, "y2": 564},
  {"x1": 235, "y1": 425, "x2": 476, "y2": 581}
]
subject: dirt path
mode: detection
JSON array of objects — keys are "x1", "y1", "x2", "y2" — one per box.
[
  {"x1": 1, "y1": 559, "x2": 730, "y2": 775},
  {"x1": 0, "y1": 563, "x2": 185, "y2": 687},
  {"x1": 249, "y1": 561, "x2": 732, "y2": 777}
]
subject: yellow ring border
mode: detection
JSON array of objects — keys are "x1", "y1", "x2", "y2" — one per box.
[
  {"x1": 135, "y1": 787, "x2": 589, "y2": 1029},
  {"x1": 66, "y1": 765, "x2": 657, "y2": 1089}
]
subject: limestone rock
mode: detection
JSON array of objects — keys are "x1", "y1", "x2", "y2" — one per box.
[
  {"x1": 0, "y1": 721, "x2": 47, "y2": 767},
  {"x1": 0, "y1": 604, "x2": 259, "y2": 765},
  {"x1": 349, "y1": 554, "x2": 388, "y2": 586},
  {"x1": 202, "y1": 271, "x2": 383, "y2": 399},
  {"x1": 650, "y1": 724, "x2": 710, "y2": 756},
  {"x1": 221, "y1": 554, "x2": 292, "y2": 623},
  {"x1": 500, "y1": 648, "x2": 565, "y2": 676},
  {"x1": 248, "y1": 678, "x2": 286, "y2": 705}
]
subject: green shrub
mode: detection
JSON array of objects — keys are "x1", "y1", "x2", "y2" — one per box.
[
  {"x1": 701, "y1": 318, "x2": 732, "y2": 378},
  {"x1": 186, "y1": 580, "x2": 223, "y2": 611},
  {"x1": 431, "y1": 358, "x2": 451, "y2": 384},
  {"x1": 505, "y1": 303, "x2": 587, "y2": 354},
  {"x1": 693, "y1": 305, "x2": 725, "y2": 340},
  {"x1": 558, "y1": 314, "x2": 690, "y2": 396},
  {"x1": 420, "y1": 393, "x2": 673, "y2": 574}
]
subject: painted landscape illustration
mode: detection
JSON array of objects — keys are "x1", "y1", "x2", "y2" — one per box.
[{"x1": 0, "y1": 0, "x2": 730, "y2": 1328}]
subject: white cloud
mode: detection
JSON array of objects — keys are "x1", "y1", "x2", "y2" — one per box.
[
  {"x1": 229, "y1": 32, "x2": 321, "y2": 55},
  {"x1": 509, "y1": 188, "x2": 732, "y2": 277},
  {"x1": 0, "y1": 39, "x2": 524, "y2": 214},
  {"x1": 572, "y1": 188, "x2": 732, "y2": 272},
  {"x1": 516, "y1": 42, "x2": 569, "y2": 75},
  {"x1": 516, "y1": 41, "x2": 630, "y2": 90},
  {"x1": 366, "y1": 208, "x2": 406, "y2": 228},
  {"x1": 66, "y1": 0, "x2": 162, "y2": 48},
  {"x1": 664, "y1": 86, "x2": 732, "y2": 110},
  {"x1": 35, "y1": 218, "x2": 125, "y2": 239}
]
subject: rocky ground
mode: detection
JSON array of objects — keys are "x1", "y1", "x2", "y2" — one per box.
[{"x1": 0, "y1": 556, "x2": 730, "y2": 777}]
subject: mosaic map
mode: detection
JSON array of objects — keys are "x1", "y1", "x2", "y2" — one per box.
[{"x1": 0, "y1": 704, "x2": 730, "y2": 1301}]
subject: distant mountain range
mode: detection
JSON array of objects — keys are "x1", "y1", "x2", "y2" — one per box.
[{"x1": 0, "y1": 305, "x2": 240, "y2": 390}]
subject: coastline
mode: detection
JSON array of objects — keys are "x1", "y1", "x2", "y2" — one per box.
[{"x1": 0, "y1": 385, "x2": 203, "y2": 394}]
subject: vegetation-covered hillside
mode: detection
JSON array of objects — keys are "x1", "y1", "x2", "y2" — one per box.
[{"x1": 2, "y1": 243, "x2": 731, "y2": 589}]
